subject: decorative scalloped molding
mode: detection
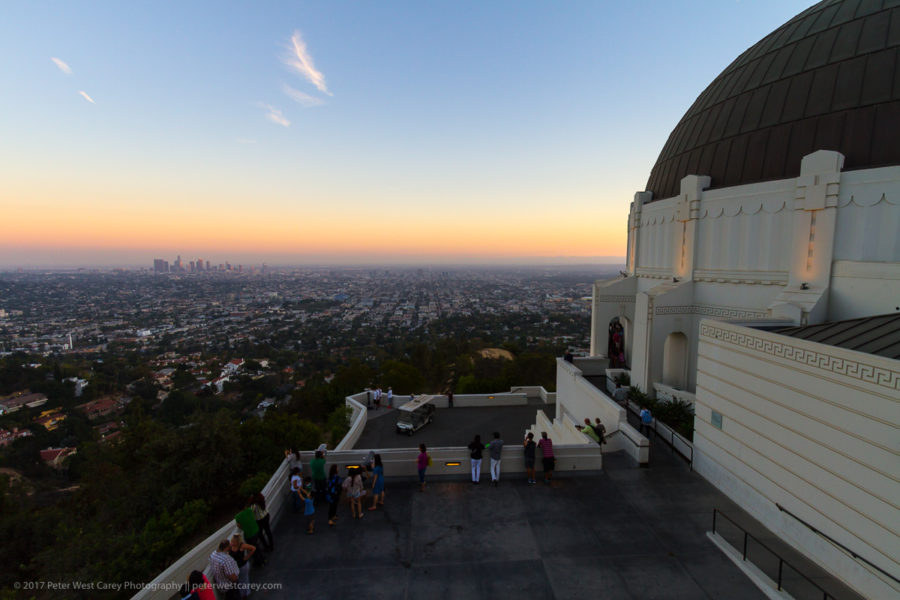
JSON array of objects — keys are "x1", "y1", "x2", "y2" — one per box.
[
  {"x1": 656, "y1": 305, "x2": 768, "y2": 320},
  {"x1": 641, "y1": 212, "x2": 676, "y2": 226},
  {"x1": 699, "y1": 323, "x2": 900, "y2": 391},
  {"x1": 839, "y1": 193, "x2": 898, "y2": 208},
  {"x1": 595, "y1": 295, "x2": 636, "y2": 304},
  {"x1": 698, "y1": 199, "x2": 789, "y2": 219}
]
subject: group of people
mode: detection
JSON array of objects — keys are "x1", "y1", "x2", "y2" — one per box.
[
  {"x1": 576, "y1": 417, "x2": 608, "y2": 445},
  {"x1": 524, "y1": 431, "x2": 556, "y2": 484},
  {"x1": 466, "y1": 432, "x2": 504, "y2": 485},
  {"x1": 198, "y1": 426, "x2": 573, "y2": 599},
  {"x1": 287, "y1": 446, "x2": 398, "y2": 534},
  {"x1": 200, "y1": 491, "x2": 274, "y2": 600},
  {"x1": 464, "y1": 430, "x2": 556, "y2": 486},
  {"x1": 367, "y1": 386, "x2": 393, "y2": 410}
]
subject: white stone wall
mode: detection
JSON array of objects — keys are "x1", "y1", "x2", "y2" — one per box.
[
  {"x1": 833, "y1": 166, "x2": 900, "y2": 264},
  {"x1": 594, "y1": 154, "x2": 900, "y2": 397},
  {"x1": 693, "y1": 319, "x2": 900, "y2": 600}
]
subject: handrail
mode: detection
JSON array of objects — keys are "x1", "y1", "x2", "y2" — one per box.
[
  {"x1": 651, "y1": 418, "x2": 693, "y2": 470},
  {"x1": 712, "y1": 508, "x2": 835, "y2": 600},
  {"x1": 625, "y1": 400, "x2": 694, "y2": 469},
  {"x1": 605, "y1": 429, "x2": 642, "y2": 449},
  {"x1": 775, "y1": 503, "x2": 900, "y2": 587}
]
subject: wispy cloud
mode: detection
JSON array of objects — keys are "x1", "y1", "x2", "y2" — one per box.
[
  {"x1": 283, "y1": 30, "x2": 331, "y2": 96},
  {"x1": 78, "y1": 90, "x2": 96, "y2": 104},
  {"x1": 257, "y1": 103, "x2": 289, "y2": 127},
  {"x1": 283, "y1": 84, "x2": 325, "y2": 107},
  {"x1": 51, "y1": 57, "x2": 72, "y2": 75}
]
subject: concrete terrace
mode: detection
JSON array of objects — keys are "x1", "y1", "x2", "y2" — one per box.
[
  {"x1": 356, "y1": 403, "x2": 552, "y2": 450},
  {"x1": 259, "y1": 436, "x2": 771, "y2": 600}
]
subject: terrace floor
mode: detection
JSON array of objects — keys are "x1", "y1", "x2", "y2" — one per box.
[
  {"x1": 355, "y1": 403, "x2": 554, "y2": 450},
  {"x1": 244, "y1": 392, "x2": 864, "y2": 600}
]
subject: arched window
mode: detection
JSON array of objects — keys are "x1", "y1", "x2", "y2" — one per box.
[{"x1": 662, "y1": 332, "x2": 688, "y2": 390}]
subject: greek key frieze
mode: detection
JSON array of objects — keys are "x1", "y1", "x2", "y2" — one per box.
[
  {"x1": 595, "y1": 296, "x2": 636, "y2": 303},
  {"x1": 699, "y1": 323, "x2": 900, "y2": 391},
  {"x1": 655, "y1": 305, "x2": 768, "y2": 320}
]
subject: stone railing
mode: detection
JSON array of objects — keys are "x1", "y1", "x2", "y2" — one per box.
[
  {"x1": 335, "y1": 392, "x2": 368, "y2": 450},
  {"x1": 131, "y1": 458, "x2": 292, "y2": 600},
  {"x1": 132, "y1": 386, "x2": 563, "y2": 598}
]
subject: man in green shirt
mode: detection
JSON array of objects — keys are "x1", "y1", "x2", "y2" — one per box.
[
  {"x1": 234, "y1": 503, "x2": 263, "y2": 566},
  {"x1": 577, "y1": 418, "x2": 600, "y2": 444},
  {"x1": 310, "y1": 450, "x2": 327, "y2": 505}
]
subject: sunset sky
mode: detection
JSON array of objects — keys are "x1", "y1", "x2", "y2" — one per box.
[{"x1": 1, "y1": 1, "x2": 811, "y2": 267}]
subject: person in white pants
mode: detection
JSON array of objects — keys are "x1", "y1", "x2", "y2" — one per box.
[
  {"x1": 467, "y1": 434, "x2": 485, "y2": 484},
  {"x1": 488, "y1": 431, "x2": 504, "y2": 486}
]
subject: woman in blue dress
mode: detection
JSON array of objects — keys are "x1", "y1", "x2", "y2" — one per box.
[{"x1": 368, "y1": 454, "x2": 385, "y2": 511}]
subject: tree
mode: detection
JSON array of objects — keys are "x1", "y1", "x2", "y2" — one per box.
[{"x1": 379, "y1": 360, "x2": 425, "y2": 394}]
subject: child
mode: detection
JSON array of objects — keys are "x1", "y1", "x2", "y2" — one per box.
[{"x1": 301, "y1": 476, "x2": 315, "y2": 534}]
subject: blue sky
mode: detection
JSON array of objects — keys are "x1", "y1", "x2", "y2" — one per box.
[{"x1": 0, "y1": 0, "x2": 813, "y2": 267}]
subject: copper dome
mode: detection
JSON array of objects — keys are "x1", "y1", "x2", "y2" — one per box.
[{"x1": 645, "y1": 0, "x2": 900, "y2": 201}]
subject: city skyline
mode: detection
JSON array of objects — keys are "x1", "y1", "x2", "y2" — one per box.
[{"x1": 1, "y1": 1, "x2": 811, "y2": 267}]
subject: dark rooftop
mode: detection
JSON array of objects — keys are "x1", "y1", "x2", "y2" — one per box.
[
  {"x1": 645, "y1": 0, "x2": 900, "y2": 201},
  {"x1": 772, "y1": 312, "x2": 900, "y2": 358}
]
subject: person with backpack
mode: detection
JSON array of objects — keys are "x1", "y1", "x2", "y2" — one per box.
[
  {"x1": 640, "y1": 406, "x2": 653, "y2": 437},
  {"x1": 325, "y1": 464, "x2": 342, "y2": 526}
]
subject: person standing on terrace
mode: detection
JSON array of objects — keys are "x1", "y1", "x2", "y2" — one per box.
[
  {"x1": 285, "y1": 448, "x2": 303, "y2": 475},
  {"x1": 488, "y1": 431, "x2": 504, "y2": 486},
  {"x1": 250, "y1": 492, "x2": 273, "y2": 551},
  {"x1": 640, "y1": 406, "x2": 653, "y2": 437},
  {"x1": 538, "y1": 432, "x2": 555, "y2": 484},
  {"x1": 209, "y1": 540, "x2": 240, "y2": 600},
  {"x1": 228, "y1": 533, "x2": 255, "y2": 599},
  {"x1": 468, "y1": 434, "x2": 485, "y2": 484},
  {"x1": 310, "y1": 450, "x2": 327, "y2": 505},
  {"x1": 369, "y1": 454, "x2": 385, "y2": 510},
  {"x1": 523, "y1": 432, "x2": 537, "y2": 484},
  {"x1": 577, "y1": 418, "x2": 600, "y2": 444},
  {"x1": 417, "y1": 443, "x2": 429, "y2": 491},
  {"x1": 343, "y1": 469, "x2": 364, "y2": 519},
  {"x1": 326, "y1": 464, "x2": 342, "y2": 526}
]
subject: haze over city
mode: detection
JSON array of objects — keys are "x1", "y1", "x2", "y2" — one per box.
[{"x1": 1, "y1": 0, "x2": 810, "y2": 268}]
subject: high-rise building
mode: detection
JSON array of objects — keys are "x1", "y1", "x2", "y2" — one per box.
[
  {"x1": 152, "y1": 259, "x2": 168, "y2": 274},
  {"x1": 196, "y1": 258, "x2": 204, "y2": 272}
]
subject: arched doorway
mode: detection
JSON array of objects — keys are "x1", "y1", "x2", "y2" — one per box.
[
  {"x1": 662, "y1": 332, "x2": 688, "y2": 390},
  {"x1": 608, "y1": 317, "x2": 627, "y2": 368}
]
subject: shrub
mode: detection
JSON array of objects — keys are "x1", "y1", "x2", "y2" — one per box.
[
  {"x1": 654, "y1": 399, "x2": 695, "y2": 441},
  {"x1": 239, "y1": 471, "x2": 272, "y2": 499}
]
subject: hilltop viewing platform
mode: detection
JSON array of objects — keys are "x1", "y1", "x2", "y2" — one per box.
[{"x1": 136, "y1": 387, "x2": 863, "y2": 600}]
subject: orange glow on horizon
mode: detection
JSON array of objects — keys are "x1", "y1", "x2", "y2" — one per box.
[{"x1": 4, "y1": 181, "x2": 628, "y2": 263}]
